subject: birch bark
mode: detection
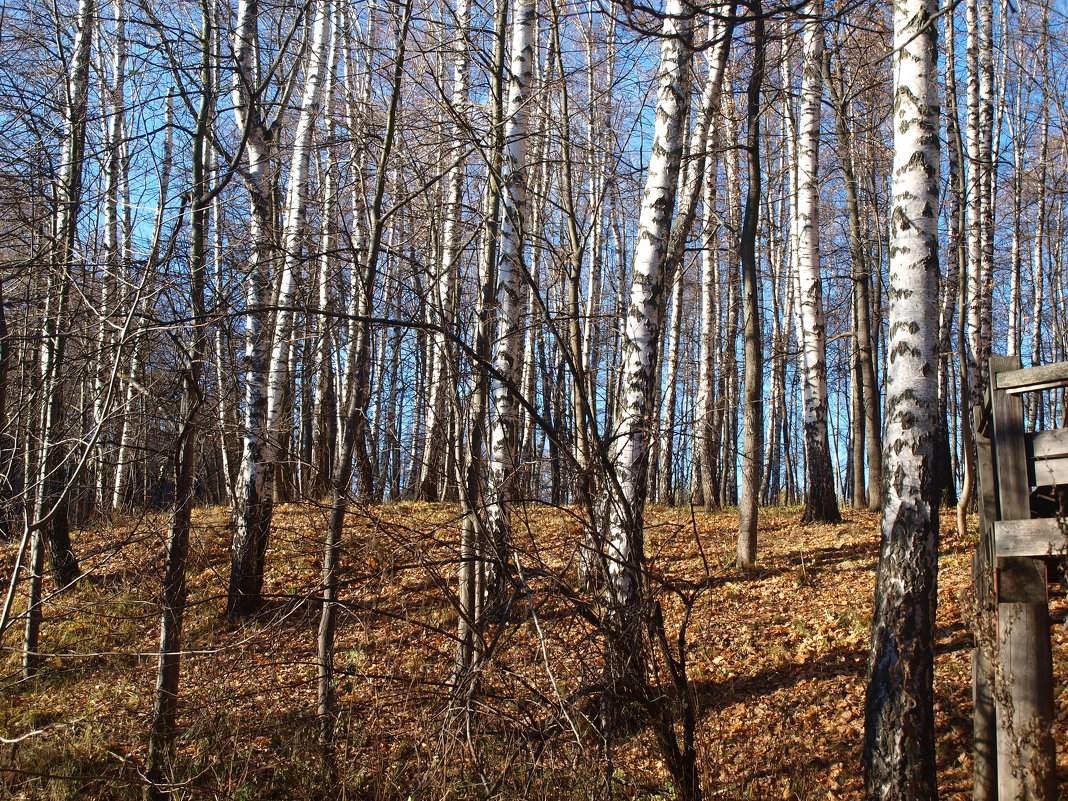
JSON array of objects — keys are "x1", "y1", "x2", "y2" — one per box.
[
  {"x1": 263, "y1": 0, "x2": 332, "y2": 501},
  {"x1": 603, "y1": 0, "x2": 692, "y2": 696},
  {"x1": 794, "y1": 2, "x2": 840, "y2": 523},
  {"x1": 454, "y1": 0, "x2": 508, "y2": 684},
  {"x1": 417, "y1": 0, "x2": 472, "y2": 501},
  {"x1": 671, "y1": 9, "x2": 734, "y2": 509},
  {"x1": 229, "y1": 0, "x2": 280, "y2": 617},
  {"x1": 485, "y1": 0, "x2": 534, "y2": 607},
  {"x1": 863, "y1": 0, "x2": 940, "y2": 793}
]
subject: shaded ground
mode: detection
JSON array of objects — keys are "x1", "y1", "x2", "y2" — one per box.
[{"x1": 0, "y1": 503, "x2": 1064, "y2": 799}]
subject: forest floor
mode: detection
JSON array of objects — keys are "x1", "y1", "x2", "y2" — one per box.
[{"x1": 0, "y1": 503, "x2": 1065, "y2": 800}]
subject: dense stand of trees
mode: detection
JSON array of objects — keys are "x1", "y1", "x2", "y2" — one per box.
[{"x1": 0, "y1": 0, "x2": 1066, "y2": 795}]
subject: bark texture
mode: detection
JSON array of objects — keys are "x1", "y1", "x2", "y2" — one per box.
[
  {"x1": 794, "y1": 3, "x2": 840, "y2": 525},
  {"x1": 864, "y1": 0, "x2": 940, "y2": 794}
]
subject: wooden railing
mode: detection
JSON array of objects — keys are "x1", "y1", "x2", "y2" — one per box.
[{"x1": 972, "y1": 354, "x2": 1061, "y2": 801}]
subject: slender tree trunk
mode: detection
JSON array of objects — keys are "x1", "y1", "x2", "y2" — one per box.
[
  {"x1": 657, "y1": 269, "x2": 685, "y2": 505},
  {"x1": 23, "y1": 0, "x2": 94, "y2": 672},
  {"x1": 484, "y1": 0, "x2": 534, "y2": 614},
  {"x1": 262, "y1": 0, "x2": 331, "y2": 503},
  {"x1": 737, "y1": 6, "x2": 764, "y2": 567},
  {"x1": 318, "y1": 0, "x2": 410, "y2": 741},
  {"x1": 94, "y1": 1, "x2": 127, "y2": 514},
  {"x1": 417, "y1": 0, "x2": 472, "y2": 502},
  {"x1": 1031, "y1": 101, "x2": 1049, "y2": 377},
  {"x1": 145, "y1": 9, "x2": 213, "y2": 790},
  {"x1": 825, "y1": 48, "x2": 881, "y2": 510},
  {"x1": 936, "y1": 1, "x2": 963, "y2": 512}
]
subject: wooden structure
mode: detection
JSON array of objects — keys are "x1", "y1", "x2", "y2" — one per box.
[{"x1": 973, "y1": 355, "x2": 1061, "y2": 801}]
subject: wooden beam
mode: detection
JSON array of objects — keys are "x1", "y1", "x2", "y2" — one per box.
[
  {"x1": 991, "y1": 357, "x2": 1031, "y2": 522},
  {"x1": 1029, "y1": 457, "x2": 1068, "y2": 487},
  {"x1": 976, "y1": 430, "x2": 997, "y2": 563},
  {"x1": 995, "y1": 361, "x2": 1068, "y2": 393},
  {"x1": 994, "y1": 519, "x2": 1068, "y2": 560},
  {"x1": 1025, "y1": 428, "x2": 1068, "y2": 460},
  {"x1": 1025, "y1": 430, "x2": 1068, "y2": 485}
]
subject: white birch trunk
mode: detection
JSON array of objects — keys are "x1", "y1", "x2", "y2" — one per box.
[
  {"x1": 24, "y1": 0, "x2": 95, "y2": 676},
  {"x1": 793, "y1": 3, "x2": 839, "y2": 523},
  {"x1": 230, "y1": 0, "x2": 279, "y2": 616},
  {"x1": 1032, "y1": 99, "x2": 1049, "y2": 378},
  {"x1": 94, "y1": 2, "x2": 126, "y2": 510},
  {"x1": 863, "y1": 0, "x2": 940, "y2": 793},
  {"x1": 977, "y1": 0, "x2": 995, "y2": 377},
  {"x1": 418, "y1": 0, "x2": 472, "y2": 501},
  {"x1": 605, "y1": 0, "x2": 692, "y2": 616},
  {"x1": 264, "y1": 0, "x2": 332, "y2": 489},
  {"x1": 964, "y1": 0, "x2": 985, "y2": 412},
  {"x1": 485, "y1": 0, "x2": 536, "y2": 611}
]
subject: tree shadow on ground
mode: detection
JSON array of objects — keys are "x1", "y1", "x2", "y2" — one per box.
[{"x1": 691, "y1": 641, "x2": 866, "y2": 713}]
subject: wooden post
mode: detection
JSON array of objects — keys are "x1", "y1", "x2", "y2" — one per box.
[
  {"x1": 989, "y1": 355, "x2": 1056, "y2": 801},
  {"x1": 974, "y1": 404, "x2": 998, "y2": 799}
]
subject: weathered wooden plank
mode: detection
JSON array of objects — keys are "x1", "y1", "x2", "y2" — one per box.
[
  {"x1": 1029, "y1": 456, "x2": 1068, "y2": 488},
  {"x1": 991, "y1": 357, "x2": 1031, "y2": 522},
  {"x1": 994, "y1": 519, "x2": 1068, "y2": 560},
  {"x1": 997, "y1": 601, "x2": 1056, "y2": 799},
  {"x1": 972, "y1": 552, "x2": 997, "y2": 801},
  {"x1": 998, "y1": 556, "x2": 1052, "y2": 601},
  {"x1": 1025, "y1": 428, "x2": 1068, "y2": 460},
  {"x1": 976, "y1": 430, "x2": 997, "y2": 564},
  {"x1": 996, "y1": 361, "x2": 1068, "y2": 393}
]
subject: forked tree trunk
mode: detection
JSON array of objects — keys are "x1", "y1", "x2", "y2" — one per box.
[
  {"x1": 229, "y1": 0, "x2": 279, "y2": 617},
  {"x1": 863, "y1": 0, "x2": 940, "y2": 794}
]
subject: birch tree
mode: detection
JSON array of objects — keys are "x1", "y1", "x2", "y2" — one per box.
[
  {"x1": 23, "y1": 0, "x2": 94, "y2": 677},
  {"x1": 602, "y1": 0, "x2": 692, "y2": 711},
  {"x1": 229, "y1": 0, "x2": 281, "y2": 617},
  {"x1": 824, "y1": 36, "x2": 882, "y2": 511},
  {"x1": 665, "y1": 7, "x2": 735, "y2": 509},
  {"x1": 863, "y1": 0, "x2": 940, "y2": 792},
  {"x1": 793, "y1": 0, "x2": 840, "y2": 524},
  {"x1": 484, "y1": 0, "x2": 536, "y2": 614},
  {"x1": 416, "y1": 0, "x2": 472, "y2": 502},
  {"x1": 228, "y1": 1, "x2": 317, "y2": 615}
]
